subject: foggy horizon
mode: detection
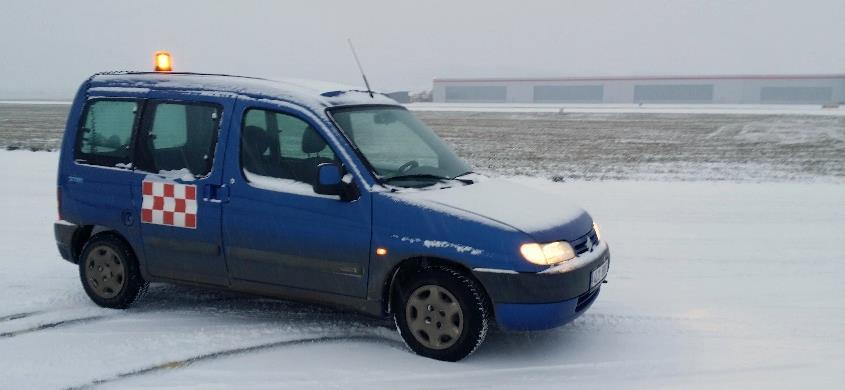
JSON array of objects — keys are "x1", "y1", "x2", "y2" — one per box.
[{"x1": 1, "y1": 0, "x2": 843, "y2": 100}]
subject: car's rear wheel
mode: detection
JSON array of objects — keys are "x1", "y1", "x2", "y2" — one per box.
[
  {"x1": 393, "y1": 266, "x2": 490, "y2": 361},
  {"x1": 79, "y1": 233, "x2": 147, "y2": 309}
]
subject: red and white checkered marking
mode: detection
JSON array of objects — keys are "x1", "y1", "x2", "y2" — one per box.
[{"x1": 141, "y1": 180, "x2": 197, "y2": 229}]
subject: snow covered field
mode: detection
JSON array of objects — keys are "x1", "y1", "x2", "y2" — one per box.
[
  {"x1": 416, "y1": 111, "x2": 845, "y2": 182},
  {"x1": 1, "y1": 150, "x2": 843, "y2": 389},
  {"x1": 4, "y1": 102, "x2": 843, "y2": 182}
]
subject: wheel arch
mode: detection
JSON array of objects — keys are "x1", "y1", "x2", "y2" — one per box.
[
  {"x1": 383, "y1": 256, "x2": 493, "y2": 316},
  {"x1": 72, "y1": 225, "x2": 134, "y2": 263}
]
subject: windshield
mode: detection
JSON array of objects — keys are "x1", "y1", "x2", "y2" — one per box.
[{"x1": 329, "y1": 106, "x2": 472, "y2": 186}]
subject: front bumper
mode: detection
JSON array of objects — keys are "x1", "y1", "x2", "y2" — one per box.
[
  {"x1": 472, "y1": 241, "x2": 610, "y2": 330},
  {"x1": 495, "y1": 286, "x2": 601, "y2": 330}
]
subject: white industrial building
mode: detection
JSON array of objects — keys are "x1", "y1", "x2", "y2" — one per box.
[{"x1": 432, "y1": 74, "x2": 845, "y2": 104}]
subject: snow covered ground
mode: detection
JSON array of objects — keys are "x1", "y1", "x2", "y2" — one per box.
[
  {"x1": 418, "y1": 110, "x2": 845, "y2": 182},
  {"x1": 1, "y1": 150, "x2": 843, "y2": 389},
  {"x1": 3, "y1": 102, "x2": 844, "y2": 182}
]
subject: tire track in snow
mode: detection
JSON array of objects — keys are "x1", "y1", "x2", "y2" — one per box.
[
  {"x1": 0, "y1": 315, "x2": 107, "y2": 338},
  {"x1": 0, "y1": 311, "x2": 42, "y2": 323},
  {"x1": 65, "y1": 334, "x2": 406, "y2": 390}
]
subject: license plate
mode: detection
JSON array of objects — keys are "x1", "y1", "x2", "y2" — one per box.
[{"x1": 590, "y1": 258, "x2": 609, "y2": 288}]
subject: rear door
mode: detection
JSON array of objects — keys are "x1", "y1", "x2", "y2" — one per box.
[
  {"x1": 130, "y1": 91, "x2": 235, "y2": 286},
  {"x1": 61, "y1": 97, "x2": 143, "y2": 252}
]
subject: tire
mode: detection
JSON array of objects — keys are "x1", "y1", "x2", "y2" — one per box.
[
  {"x1": 393, "y1": 266, "x2": 490, "y2": 361},
  {"x1": 78, "y1": 233, "x2": 147, "y2": 309}
]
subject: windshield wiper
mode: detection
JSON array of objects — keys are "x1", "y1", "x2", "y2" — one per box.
[
  {"x1": 383, "y1": 174, "x2": 451, "y2": 183},
  {"x1": 450, "y1": 171, "x2": 475, "y2": 180},
  {"x1": 383, "y1": 173, "x2": 476, "y2": 187}
]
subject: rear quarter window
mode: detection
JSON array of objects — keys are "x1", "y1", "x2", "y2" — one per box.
[{"x1": 74, "y1": 100, "x2": 138, "y2": 168}]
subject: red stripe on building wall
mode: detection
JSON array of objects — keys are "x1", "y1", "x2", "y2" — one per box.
[{"x1": 433, "y1": 74, "x2": 845, "y2": 83}]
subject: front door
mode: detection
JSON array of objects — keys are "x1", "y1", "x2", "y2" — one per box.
[
  {"x1": 221, "y1": 101, "x2": 372, "y2": 297},
  {"x1": 130, "y1": 91, "x2": 234, "y2": 286}
]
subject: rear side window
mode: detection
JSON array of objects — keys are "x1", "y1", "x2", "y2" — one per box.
[
  {"x1": 74, "y1": 100, "x2": 138, "y2": 167},
  {"x1": 135, "y1": 102, "x2": 221, "y2": 178}
]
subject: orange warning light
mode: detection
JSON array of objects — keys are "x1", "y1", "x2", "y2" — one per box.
[{"x1": 154, "y1": 51, "x2": 172, "y2": 72}]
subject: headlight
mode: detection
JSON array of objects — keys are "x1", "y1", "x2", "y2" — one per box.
[
  {"x1": 593, "y1": 222, "x2": 602, "y2": 241},
  {"x1": 520, "y1": 241, "x2": 576, "y2": 265}
]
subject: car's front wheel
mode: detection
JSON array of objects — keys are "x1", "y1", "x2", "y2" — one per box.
[{"x1": 393, "y1": 266, "x2": 490, "y2": 361}]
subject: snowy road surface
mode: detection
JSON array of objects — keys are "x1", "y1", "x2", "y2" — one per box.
[{"x1": 1, "y1": 150, "x2": 844, "y2": 389}]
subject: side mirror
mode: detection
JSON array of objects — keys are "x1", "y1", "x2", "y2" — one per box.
[{"x1": 314, "y1": 162, "x2": 344, "y2": 197}]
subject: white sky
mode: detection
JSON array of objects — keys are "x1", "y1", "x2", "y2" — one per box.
[{"x1": 1, "y1": 0, "x2": 843, "y2": 99}]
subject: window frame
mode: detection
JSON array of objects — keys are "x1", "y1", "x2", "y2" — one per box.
[
  {"x1": 238, "y1": 106, "x2": 341, "y2": 193},
  {"x1": 73, "y1": 97, "x2": 143, "y2": 170},
  {"x1": 133, "y1": 99, "x2": 224, "y2": 179}
]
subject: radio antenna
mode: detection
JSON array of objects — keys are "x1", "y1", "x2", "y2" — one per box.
[{"x1": 347, "y1": 38, "x2": 374, "y2": 98}]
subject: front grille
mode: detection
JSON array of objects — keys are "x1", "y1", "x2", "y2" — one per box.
[
  {"x1": 575, "y1": 287, "x2": 600, "y2": 312},
  {"x1": 571, "y1": 228, "x2": 599, "y2": 255}
]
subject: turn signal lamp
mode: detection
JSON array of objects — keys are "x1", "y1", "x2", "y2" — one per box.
[{"x1": 154, "y1": 51, "x2": 172, "y2": 72}]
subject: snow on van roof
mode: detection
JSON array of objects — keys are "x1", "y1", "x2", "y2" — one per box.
[{"x1": 87, "y1": 72, "x2": 398, "y2": 110}]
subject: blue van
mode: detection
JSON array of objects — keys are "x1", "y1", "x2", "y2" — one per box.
[{"x1": 54, "y1": 69, "x2": 610, "y2": 361}]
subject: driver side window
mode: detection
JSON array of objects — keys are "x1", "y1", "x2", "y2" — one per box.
[{"x1": 241, "y1": 108, "x2": 337, "y2": 189}]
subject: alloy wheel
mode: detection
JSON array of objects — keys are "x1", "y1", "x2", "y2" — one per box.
[{"x1": 405, "y1": 284, "x2": 464, "y2": 350}]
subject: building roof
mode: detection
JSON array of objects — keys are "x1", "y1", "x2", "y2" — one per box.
[
  {"x1": 88, "y1": 72, "x2": 398, "y2": 110},
  {"x1": 433, "y1": 73, "x2": 845, "y2": 83}
]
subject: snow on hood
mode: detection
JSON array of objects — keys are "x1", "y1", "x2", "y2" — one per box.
[{"x1": 394, "y1": 179, "x2": 589, "y2": 235}]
